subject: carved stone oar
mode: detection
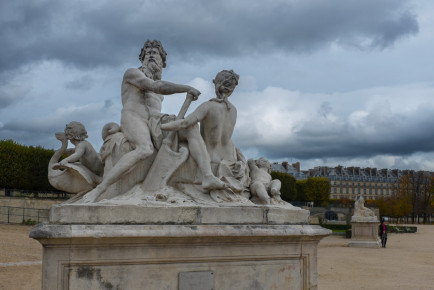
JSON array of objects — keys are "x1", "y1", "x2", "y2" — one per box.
[{"x1": 141, "y1": 93, "x2": 194, "y2": 192}]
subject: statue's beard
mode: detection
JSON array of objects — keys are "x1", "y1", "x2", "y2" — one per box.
[{"x1": 141, "y1": 59, "x2": 163, "y2": 80}]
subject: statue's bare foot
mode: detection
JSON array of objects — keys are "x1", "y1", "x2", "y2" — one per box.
[
  {"x1": 202, "y1": 175, "x2": 227, "y2": 190},
  {"x1": 81, "y1": 186, "x2": 104, "y2": 203}
]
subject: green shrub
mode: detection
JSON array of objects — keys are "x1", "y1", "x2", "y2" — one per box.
[
  {"x1": 388, "y1": 225, "x2": 417, "y2": 233},
  {"x1": 320, "y1": 224, "x2": 351, "y2": 231},
  {"x1": 22, "y1": 219, "x2": 37, "y2": 225},
  {"x1": 270, "y1": 171, "x2": 297, "y2": 202}
]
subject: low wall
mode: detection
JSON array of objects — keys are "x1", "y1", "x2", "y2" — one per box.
[{"x1": 0, "y1": 197, "x2": 63, "y2": 209}]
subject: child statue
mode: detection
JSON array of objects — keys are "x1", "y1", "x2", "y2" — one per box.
[{"x1": 248, "y1": 157, "x2": 284, "y2": 204}]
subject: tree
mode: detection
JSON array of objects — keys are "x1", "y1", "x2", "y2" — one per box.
[
  {"x1": 304, "y1": 177, "x2": 330, "y2": 206},
  {"x1": 0, "y1": 139, "x2": 55, "y2": 191},
  {"x1": 270, "y1": 171, "x2": 297, "y2": 202},
  {"x1": 296, "y1": 180, "x2": 307, "y2": 202},
  {"x1": 398, "y1": 171, "x2": 434, "y2": 223}
]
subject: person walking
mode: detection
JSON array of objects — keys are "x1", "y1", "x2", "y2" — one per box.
[{"x1": 379, "y1": 219, "x2": 388, "y2": 248}]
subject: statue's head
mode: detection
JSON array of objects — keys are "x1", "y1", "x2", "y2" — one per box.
[
  {"x1": 64, "y1": 121, "x2": 88, "y2": 141},
  {"x1": 139, "y1": 40, "x2": 167, "y2": 68},
  {"x1": 213, "y1": 70, "x2": 239, "y2": 99},
  {"x1": 256, "y1": 157, "x2": 271, "y2": 171}
]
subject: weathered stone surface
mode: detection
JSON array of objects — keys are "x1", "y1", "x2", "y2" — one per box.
[
  {"x1": 49, "y1": 204, "x2": 310, "y2": 225},
  {"x1": 349, "y1": 221, "x2": 380, "y2": 248},
  {"x1": 267, "y1": 207, "x2": 309, "y2": 224},
  {"x1": 31, "y1": 224, "x2": 331, "y2": 290}
]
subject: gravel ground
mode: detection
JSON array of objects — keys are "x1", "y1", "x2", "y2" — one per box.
[
  {"x1": 0, "y1": 224, "x2": 42, "y2": 290},
  {"x1": 318, "y1": 224, "x2": 434, "y2": 290},
  {"x1": 1, "y1": 223, "x2": 433, "y2": 290}
]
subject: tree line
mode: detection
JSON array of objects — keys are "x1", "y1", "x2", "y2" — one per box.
[
  {"x1": 271, "y1": 170, "x2": 433, "y2": 223},
  {"x1": 363, "y1": 171, "x2": 433, "y2": 223},
  {"x1": 0, "y1": 139, "x2": 55, "y2": 191},
  {"x1": 271, "y1": 171, "x2": 330, "y2": 205}
]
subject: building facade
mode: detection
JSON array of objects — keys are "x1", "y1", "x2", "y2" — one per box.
[{"x1": 271, "y1": 162, "x2": 413, "y2": 200}]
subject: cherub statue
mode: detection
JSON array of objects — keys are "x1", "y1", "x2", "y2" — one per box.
[
  {"x1": 56, "y1": 121, "x2": 104, "y2": 177},
  {"x1": 248, "y1": 157, "x2": 284, "y2": 204},
  {"x1": 48, "y1": 122, "x2": 103, "y2": 195}
]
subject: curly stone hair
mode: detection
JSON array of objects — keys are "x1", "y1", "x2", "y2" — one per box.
[
  {"x1": 213, "y1": 69, "x2": 239, "y2": 86},
  {"x1": 138, "y1": 40, "x2": 167, "y2": 68},
  {"x1": 64, "y1": 121, "x2": 88, "y2": 141}
]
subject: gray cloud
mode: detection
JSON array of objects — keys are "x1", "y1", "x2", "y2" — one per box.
[
  {"x1": 233, "y1": 85, "x2": 434, "y2": 162},
  {"x1": 0, "y1": 85, "x2": 30, "y2": 109},
  {"x1": 64, "y1": 75, "x2": 94, "y2": 91},
  {"x1": 0, "y1": 0, "x2": 418, "y2": 76},
  {"x1": 0, "y1": 100, "x2": 121, "y2": 149}
]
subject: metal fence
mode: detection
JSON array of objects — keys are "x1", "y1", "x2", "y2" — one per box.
[
  {"x1": 0, "y1": 188, "x2": 70, "y2": 199},
  {"x1": 0, "y1": 206, "x2": 49, "y2": 224}
]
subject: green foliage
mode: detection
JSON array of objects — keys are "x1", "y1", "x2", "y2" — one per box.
[
  {"x1": 270, "y1": 171, "x2": 297, "y2": 202},
  {"x1": 305, "y1": 177, "x2": 331, "y2": 206},
  {"x1": 0, "y1": 139, "x2": 55, "y2": 191},
  {"x1": 327, "y1": 197, "x2": 354, "y2": 208},
  {"x1": 387, "y1": 225, "x2": 417, "y2": 233},
  {"x1": 22, "y1": 219, "x2": 37, "y2": 225},
  {"x1": 296, "y1": 180, "x2": 307, "y2": 202},
  {"x1": 319, "y1": 224, "x2": 351, "y2": 231}
]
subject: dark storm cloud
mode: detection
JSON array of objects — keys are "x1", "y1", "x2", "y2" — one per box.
[
  {"x1": 247, "y1": 118, "x2": 434, "y2": 160},
  {"x1": 234, "y1": 89, "x2": 434, "y2": 161},
  {"x1": 0, "y1": 101, "x2": 120, "y2": 148},
  {"x1": 0, "y1": 0, "x2": 418, "y2": 76}
]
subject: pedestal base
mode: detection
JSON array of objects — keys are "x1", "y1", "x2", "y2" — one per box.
[
  {"x1": 31, "y1": 204, "x2": 330, "y2": 289},
  {"x1": 348, "y1": 239, "x2": 381, "y2": 248},
  {"x1": 31, "y1": 224, "x2": 330, "y2": 289},
  {"x1": 349, "y1": 220, "x2": 380, "y2": 248}
]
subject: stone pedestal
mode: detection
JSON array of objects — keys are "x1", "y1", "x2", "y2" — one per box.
[
  {"x1": 31, "y1": 204, "x2": 330, "y2": 290},
  {"x1": 349, "y1": 219, "x2": 380, "y2": 248}
]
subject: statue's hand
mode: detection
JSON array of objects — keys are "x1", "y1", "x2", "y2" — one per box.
[
  {"x1": 59, "y1": 160, "x2": 68, "y2": 166},
  {"x1": 187, "y1": 88, "x2": 201, "y2": 101}
]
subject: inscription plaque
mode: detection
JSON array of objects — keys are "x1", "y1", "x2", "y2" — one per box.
[{"x1": 179, "y1": 271, "x2": 214, "y2": 290}]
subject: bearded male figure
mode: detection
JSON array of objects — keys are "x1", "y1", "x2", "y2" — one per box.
[{"x1": 82, "y1": 40, "x2": 225, "y2": 203}]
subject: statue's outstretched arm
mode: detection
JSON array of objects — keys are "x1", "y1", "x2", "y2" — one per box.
[{"x1": 124, "y1": 68, "x2": 200, "y2": 97}]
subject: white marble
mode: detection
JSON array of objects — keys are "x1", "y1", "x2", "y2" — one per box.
[
  {"x1": 30, "y1": 223, "x2": 330, "y2": 290},
  {"x1": 36, "y1": 40, "x2": 331, "y2": 290}
]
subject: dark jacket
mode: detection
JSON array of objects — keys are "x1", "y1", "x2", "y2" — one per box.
[{"x1": 379, "y1": 224, "x2": 387, "y2": 236}]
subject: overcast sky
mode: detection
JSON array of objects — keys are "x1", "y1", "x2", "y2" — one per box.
[{"x1": 1, "y1": 0, "x2": 434, "y2": 171}]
